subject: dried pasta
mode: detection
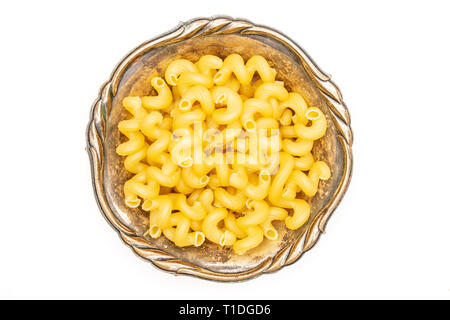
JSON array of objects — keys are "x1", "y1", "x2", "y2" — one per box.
[{"x1": 116, "y1": 53, "x2": 330, "y2": 255}]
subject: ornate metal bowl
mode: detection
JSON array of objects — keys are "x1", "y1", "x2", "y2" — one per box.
[{"x1": 86, "y1": 17, "x2": 353, "y2": 281}]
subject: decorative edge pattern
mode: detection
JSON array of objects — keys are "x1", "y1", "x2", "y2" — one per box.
[{"x1": 86, "y1": 16, "x2": 353, "y2": 281}]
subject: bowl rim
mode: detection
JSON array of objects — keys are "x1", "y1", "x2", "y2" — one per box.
[{"x1": 86, "y1": 16, "x2": 353, "y2": 282}]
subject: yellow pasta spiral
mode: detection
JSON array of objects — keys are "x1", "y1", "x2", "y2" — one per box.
[{"x1": 213, "y1": 54, "x2": 276, "y2": 85}]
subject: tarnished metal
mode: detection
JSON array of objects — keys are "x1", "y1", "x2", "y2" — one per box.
[{"x1": 86, "y1": 16, "x2": 353, "y2": 281}]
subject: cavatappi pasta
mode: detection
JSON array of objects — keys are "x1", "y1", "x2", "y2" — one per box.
[{"x1": 116, "y1": 53, "x2": 330, "y2": 255}]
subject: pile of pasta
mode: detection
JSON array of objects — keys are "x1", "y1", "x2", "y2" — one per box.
[{"x1": 116, "y1": 53, "x2": 331, "y2": 255}]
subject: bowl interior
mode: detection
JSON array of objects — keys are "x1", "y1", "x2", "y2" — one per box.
[{"x1": 103, "y1": 34, "x2": 344, "y2": 273}]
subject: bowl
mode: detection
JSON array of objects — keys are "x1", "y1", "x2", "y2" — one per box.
[{"x1": 86, "y1": 16, "x2": 353, "y2": 281}]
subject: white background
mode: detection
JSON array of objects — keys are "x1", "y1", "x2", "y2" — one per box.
[{"x1": 0, "y1": 0, "x2": 449, "y2": 300}]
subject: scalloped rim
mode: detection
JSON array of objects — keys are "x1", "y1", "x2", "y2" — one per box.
[{"x1": 86, "y1": 16, "x2": 353, "y2": 282}]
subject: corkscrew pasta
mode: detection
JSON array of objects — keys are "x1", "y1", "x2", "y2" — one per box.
[{"x1": 117, "y1": 53, "x2": 330, "y2": 255}]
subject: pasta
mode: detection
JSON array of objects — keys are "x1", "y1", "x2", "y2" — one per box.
[
  {"x1": 261, "y1": 207, "x2": 288, "y2": 240},
  {"x1": 142, "y1": 77, "x2": 173, "y2": 109},
  {"x1": 116, "y1": 53, "x2": 331, "y2": 255},
  {"x1": 211, "y1": 86, "x2": 243, "y2": 124},
  {"x1": 202, "y1": 208, "x2": 236, "y2": 246}
]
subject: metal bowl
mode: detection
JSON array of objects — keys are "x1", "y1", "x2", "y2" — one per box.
[{"x1": 86, "y1": 16, "x2": 353, "y2": 281}]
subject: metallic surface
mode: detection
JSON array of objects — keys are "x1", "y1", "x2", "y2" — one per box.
[{"x1": 86, "y1": 16, "x2": 353, "y2": 281}]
